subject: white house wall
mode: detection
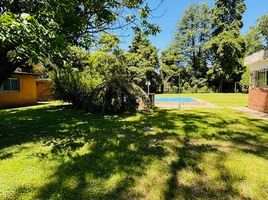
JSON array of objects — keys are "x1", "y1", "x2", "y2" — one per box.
[{"x1": 248, "y1": 59, "x2": 268, "y2": 72}]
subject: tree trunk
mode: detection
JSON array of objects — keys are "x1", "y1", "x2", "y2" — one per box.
[{"x1": 218, "y1": 79, "x2": 223, "y2": 92}]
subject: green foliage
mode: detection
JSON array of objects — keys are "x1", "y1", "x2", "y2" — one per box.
[
  {"x1": 52, "y1": 69, "x2": 96, "y2": 108},
  {"x1": 160, "y1": 48, "x2": 183, "y2": 92},
  {"x1": 0, "y1": 0, "x2": 160, "y2": 85},
  {"x1": 206, "y1": 0, "x2": 246, "y2": 92},
  {"x1": 91, "y1": 81, "x2": 148, "y2": 114},
  {"x1": 173, "y1": 3, "x2": 211, "y2": 77},
  {"x1": 244, "y1": 13, "x2": 268, "y2": 56},
  {"x1": 170, "y1": 85, "x2": 179, "y2": 93},
  {"x1": 0, "y1": 0, "x2": 160, "y2": 47},
  {"x1": 96, "y1": 34, "x2": 121, "y2": 53},
  {"x1": 52, "y1": 37, "x2": 150, "y2": 114},
  {"x1": 0, "y1": 12, "x2": 63, "y2": 83},
  {"x1": 240, "y1": 66, "x2": 250, "y2": 93},
  {"x1": 180, "y1": 77, "x2": 210, "y2": 93},
  {"x1": 52, "y1": 47, "x2": 102, "y2": 108},
  {"x1": 0, "y1": 12, "x2": 54, "y2": 61},
  {"x1": 211, "y1": 0, "x2": 246, "y2": 35},
  {"x1": 127, "y1": 32, "x2": 160, "y2": 91},
  {"x1": 0, "y1": 1, "x2": 160, "y2": 114},
  {"x1": 87, "y1": 41, "x2": 151, "y2": 114},
  {"x1": 244, "y1": 27, "x2": 265, "y2": 56},
  {"x1": 257, "y1": 14, "x2": 268, "y2": 46},
  {"x1": 162, "y1": 3, "x2": 212, "y2": 93}
]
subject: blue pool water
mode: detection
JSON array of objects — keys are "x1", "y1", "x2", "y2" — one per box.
[{"x1": 155, "y1": 97, "x2": 198, "y2": 103}]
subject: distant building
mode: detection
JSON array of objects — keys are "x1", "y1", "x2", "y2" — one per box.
[
  {"x1": 0, "y1": 72, "x2": 52, "y2": 108},
  {"x1": 245, "y1": 50, "x2": 268, "y2": 113}
]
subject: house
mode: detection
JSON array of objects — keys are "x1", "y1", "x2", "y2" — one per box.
[
  {"x1": 0, "y1": 72, "x2": 52, "y2": 108},
  {"x1": 244, "y1": 50, "x2": 268, "y2": 113}
]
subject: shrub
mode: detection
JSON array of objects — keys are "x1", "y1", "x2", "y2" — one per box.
[
  {"x1": 240, "y1": 67, "x2": 250, "y2": 93},
  {"x1": 170, "y1": 85, "x2": 178, "y2": 93},
  {"x1": 52, "y1": 68, "x2": 150, "y2": 114},
  {"x1": 51, "y1": 68, "x2": 101, "y2": 109},
  {"x1": 90, "y1": 79, "x2": 150, "y2": 114},
  {"x1": 51, "y1": 45, "x2": 150, "y2": 114}
]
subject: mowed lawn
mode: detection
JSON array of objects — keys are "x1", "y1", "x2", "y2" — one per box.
[
  {"x1": 156, "y1": 93, "x2": 249, "y2": 107},
  {"x1": 0, "y1": 94, "x2": 268, "y2": 200}
]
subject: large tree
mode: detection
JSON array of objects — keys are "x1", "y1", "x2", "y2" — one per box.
[
  {"x1": 172, "y1": 3, "x2": 211, "y2": 82},
  {"x1": 205, "y1": 0, "x2": 246, "y2": 92},
  {"x1": 0, "y1": 0, "x2": 160, "y2": 85},
  {"x1": 53, "y1": 33, "x2": 149, "y2": 114},
  {"x1": 244, "y1": 13, "x2": 268, "y2": 56},
  {"x1": 257, "y1": 14, "x2": 268, "y2": 46},
  {"x1": 127, "y1": 32, "x2": 160, "y2": 92},
  {"x1": 160, "y1": 47, "x2": 183, "y2": 92},
  {"x1": 244, "y1": 27, "x2": 265, "y2": 56}
]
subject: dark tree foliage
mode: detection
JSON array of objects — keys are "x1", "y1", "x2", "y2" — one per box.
[
  {"x1": 160, "y1": 47, "x2": 183, "y2": 93},
  {"x1": 173, "y1": 3, "x2": 211, "y2": 79},
  {"x1": 162, "y1": 3, "x2": 211, "y2": 93},
  {"x1": 127, "y1": 32, "x2": 161, "y2": 93},
  {"x1": 52, "y1": 34, "x2": 150, "y2": 114},
  {"x1": 90, "y1": 81, "x2": 149, "y2": 114},
  {"x1": 0, "y1": 0, "x2": 160, "y2": 85},
  {"x1": 206, "y1": 0, "x2": 246, "y2": 92}
]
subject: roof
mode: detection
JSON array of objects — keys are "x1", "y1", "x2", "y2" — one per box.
[
  {"x1": 13, "y1": 72, "x2": 39, "y2": 76},
  {"x1": 36, "y1": 78, "x2": 52, "y2": 82},
  {"x1": 244, "y1": 49, "x2": 268, "y2": 66}
]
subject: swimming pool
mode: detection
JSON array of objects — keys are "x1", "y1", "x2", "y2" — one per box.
[{"x1": 155, "y1": 97, "x2": 198, "y2": 103}]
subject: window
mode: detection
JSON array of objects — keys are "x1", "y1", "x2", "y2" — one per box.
[
  {"x1": 267, "y1": 71, "x2": 268, "y2": 86},
  {"x1": 257, "y1": 70, "x2": 266, "y2": 87},
  {"x1": 0, "y1": 78, "x2": 20, "y2": 92},
  {"x1": 250, "y1": 69, "x2": 268, "y2": 88}
]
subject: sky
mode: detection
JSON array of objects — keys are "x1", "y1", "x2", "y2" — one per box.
[{"x1": 117, "y1": 0, "x2": 268, "y2": 51}]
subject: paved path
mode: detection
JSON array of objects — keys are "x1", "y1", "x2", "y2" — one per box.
[
  {"x1": 155, "y1": 100, "x2": 220, "y2": 109},
  {"x1": 232, "y1": 107, "x2": 268, "y2": 122}
]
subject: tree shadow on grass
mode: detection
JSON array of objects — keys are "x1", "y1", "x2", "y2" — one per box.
[
  {"x1": 0, "y1": 106, "x2": 180, "y2": 199},
  {"x1": 0, "y1": 105, "x2": 75, "y2": 149},
  {"x1": 164, "y1": 137, "x2": 253, "y2": 200},
  {"x1": 0, "y1": 106, "x2": 268, "y2": 199},
  {"x1": 34, "y1": 110, "x2": 182, "y2": 199},
  {"x1": 162, "y1": 109, "x2": 268, "y2": 200}
]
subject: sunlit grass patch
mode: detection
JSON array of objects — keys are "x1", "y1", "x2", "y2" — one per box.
[
  {"x1": 157, "y1": 93, "x2": 248, "y2": 107},
  {"x1": 0, "y1": 100, "x2": 267, "y2": 199}
]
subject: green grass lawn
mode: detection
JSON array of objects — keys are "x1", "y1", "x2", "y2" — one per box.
[
  {"x1": 0, "y1": 97, "x2": 268, "y2": 200},
  {"x1": 157, "y1": 93, "x2": 248, "y2": 107}
]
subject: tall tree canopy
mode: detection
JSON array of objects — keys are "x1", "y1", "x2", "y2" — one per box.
[
  {"x1": 172, "y1": 3, "x2": 211, "y2": 79},
  {"x1": 127, "y1": 32, "x2": 160, "y2": 92},
  {"x1": 205, "y1": 0, "x2": 246, "y2": 92},
  {"x1": 160, "y1": 47, "x2": 183, "y2": 92},
  {"x1": 257, "y1": 14, "x2": 268, "y2": 46},
  {"x1": 244, "y1": 27, "x2": 265, "y2": 56},
  {"x1": 0, "y1": 0, "x2": 160, "y2": 85},
  {"x1": 163, "y1": 3, "x2": 211, "y2": 92},
  {"x1": 245, "y1": 13, "x2": 268, "y2": 55}
]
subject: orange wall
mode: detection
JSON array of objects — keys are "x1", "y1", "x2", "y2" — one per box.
[
  {"x1": 36, "y1": 79, "x2": 53, "y2": 101},
  {"x1": 0, "y1": 74, "x2": 37, "y2": 108}
]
